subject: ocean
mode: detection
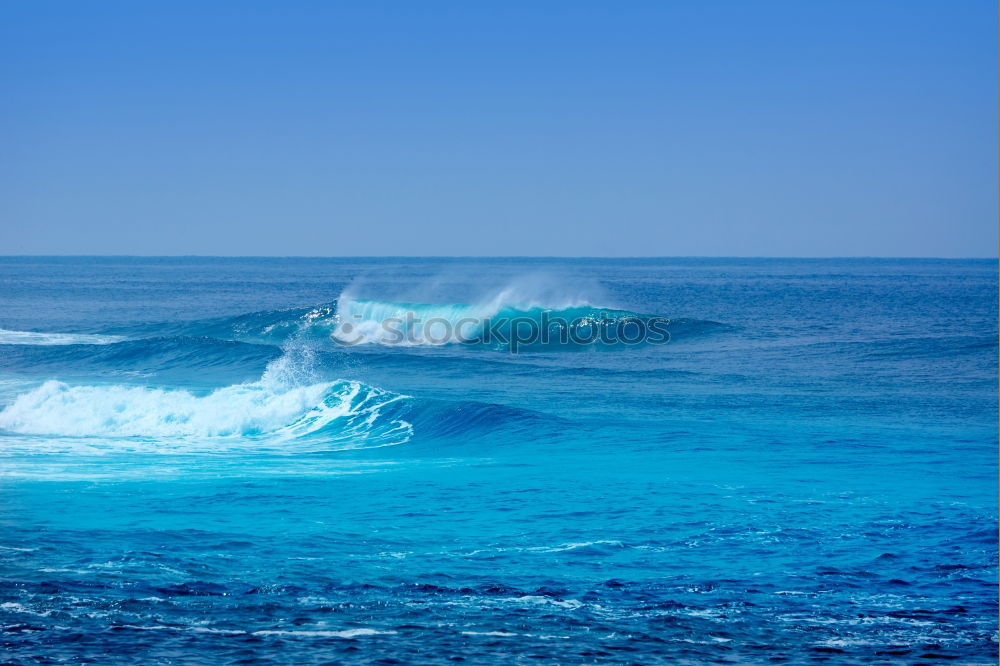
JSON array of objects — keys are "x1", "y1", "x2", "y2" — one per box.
[{"x1": 0, "y1": 257, "x2": 996, "y2": 664}]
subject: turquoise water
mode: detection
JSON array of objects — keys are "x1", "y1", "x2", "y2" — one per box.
[{"x1": 0, "y1": 257, "x2": 996, "y2": 664}]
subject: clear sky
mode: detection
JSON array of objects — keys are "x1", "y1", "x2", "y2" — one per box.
[{"x1": 1, "y1": 1, "x2": 995, "y2": 256}]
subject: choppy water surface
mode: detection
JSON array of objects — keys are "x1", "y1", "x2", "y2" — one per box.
[{"x1": 0, "y1": 257, "x2": 996, "y2": 664}]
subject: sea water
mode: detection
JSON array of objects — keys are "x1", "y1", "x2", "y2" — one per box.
[{"x1": 0, "y1": 257, "x2": 996, "y2": 663}]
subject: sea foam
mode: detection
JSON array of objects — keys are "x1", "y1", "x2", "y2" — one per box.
[
  {"x1": 0, "y1": 348, "x2": 412, "y2": 448},
  {"x1": 0, "y1": 329, "x2": 124, "y2": 346}
]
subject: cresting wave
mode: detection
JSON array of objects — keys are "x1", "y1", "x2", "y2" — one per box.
[
  {"x1": 0, "y1": 379, "x2": 410, "y2": 445},
  {"x1": 0, "y1": 352, "x2": 413, "y2": 451},
  {"x1": 333, "y1": 298, "x2": 673, "y2": 350}
]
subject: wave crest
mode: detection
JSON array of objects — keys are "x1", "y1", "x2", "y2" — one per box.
[
  {"x1": 0, "y1": 376, "x2": 411, "y2": 450},
  {"x1": 333, "y1": 298, "x2": 671, "y2": 350}
]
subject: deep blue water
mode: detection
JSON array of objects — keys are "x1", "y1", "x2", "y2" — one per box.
[{"x1": 0, "y1": 257, "x2": 996, "y2": 664}]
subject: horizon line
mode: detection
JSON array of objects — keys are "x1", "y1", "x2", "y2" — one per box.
[{"x1": 0, "y1": 254, "x2": 995, "y2": 261}]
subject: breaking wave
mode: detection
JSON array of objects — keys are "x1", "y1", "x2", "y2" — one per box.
[
  {"x1": 0, "y1": 348, "x2": 413, "y2": 451},
  {"x1": 332, "y1": 298, "x2": 674, "y2": 350}
]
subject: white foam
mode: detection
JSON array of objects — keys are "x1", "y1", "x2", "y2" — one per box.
[
  {"x1": 0, "y1": 329, "x2": 124, "y2": 346},
  {"x1": 527, "y1": 540, "x2": 624, "y2": 553},
  {"x1": 332, "y1": 276, "x2": 605, "y2": 346},
  {"x1": 0, "y1": 375, "x2": 411, "y2": 450},
  {"x1": 253, "y1": 628, "x2": 395, "y2": 638},
  {"x1": 333, "y1": 298, "x2": 491, "y2": 346},
  {"x1": 501, "y1": 596, "x2": 584, "y2": 609}
]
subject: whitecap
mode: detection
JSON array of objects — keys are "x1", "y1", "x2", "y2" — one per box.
[{"x1": 0, "y1": 329, "x2": 124, "y2": 346}]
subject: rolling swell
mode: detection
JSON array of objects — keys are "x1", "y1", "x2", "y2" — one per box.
[
  {"x1": 403, "y1": 398, "x2": 565, "y2": 442},
  {"x1": 0, "y1": 336, "x2": 281, "y2": 383}
]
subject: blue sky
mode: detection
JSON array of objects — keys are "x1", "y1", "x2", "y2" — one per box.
[{"x1": 1, "y1": 1, "x2": 995, "y2": 256}]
